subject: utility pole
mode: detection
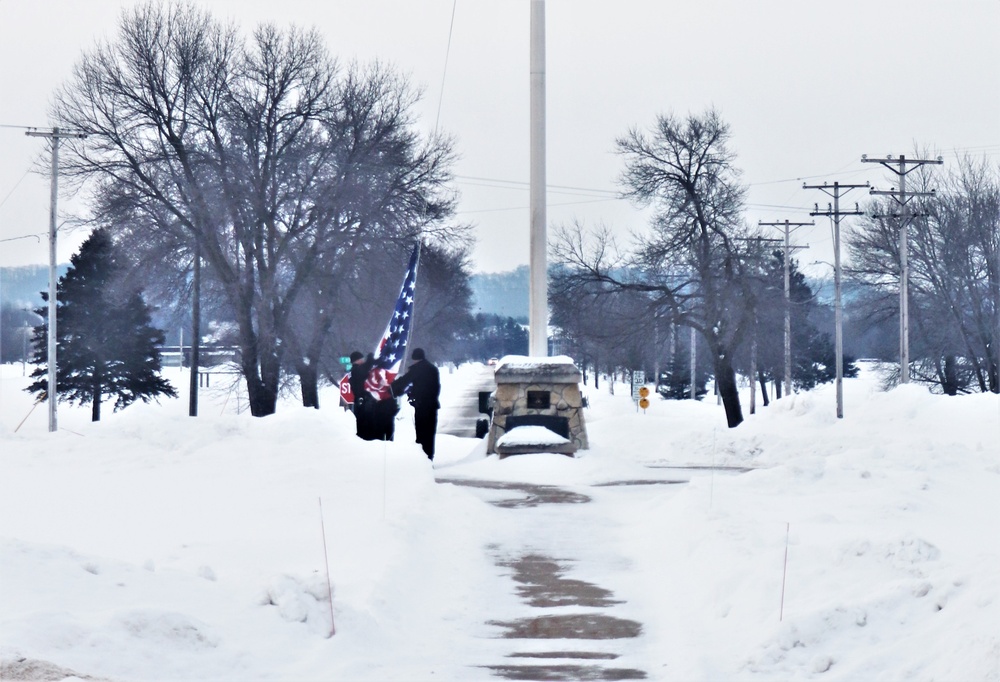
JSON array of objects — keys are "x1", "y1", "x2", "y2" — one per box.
[
  {"x1": 861, "y1": 154, "x2": 942, "y2": 384},
  {"x1": 25, "y1": 126, "x2": 87, "y2": 433},
  {"x1": 528, "y1": 0, "x2": 548, "y2": 357},
  {"x1": 758, "y1": 221, "x2": 812, "y2": 398},
  {"x1": 804, "y1": 181, "x2": 868, "y2": 419},
  {"x1": 689, "y1": 326, "x2": 696, "y2": 400}
]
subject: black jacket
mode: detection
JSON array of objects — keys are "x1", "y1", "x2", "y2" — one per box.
[
  {"x1": 392, "y1": 359, "x2": 441, "y2": 410},
  {"x1": 349, "y1": 357, "x2": 372, "y2": 403}
]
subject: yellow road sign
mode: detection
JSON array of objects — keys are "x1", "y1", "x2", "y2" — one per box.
[
  {"x1": 638, "y1": 386, "x2": 650, "y2": 398},
  {"x1": 638, "y1": 397, "x2": 650, "y2": 409}
]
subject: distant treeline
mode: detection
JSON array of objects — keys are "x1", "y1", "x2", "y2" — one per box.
[
  {"x1": 0, "y1": 265, "x2": 69, "y2": 308},
  {"x1": 470, "y1": 266, "x2": 529, "y2": 320}
]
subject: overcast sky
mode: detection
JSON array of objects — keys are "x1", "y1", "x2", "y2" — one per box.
[{"x1": 1, "y1": 0, "x2": 997, "y2": 275}]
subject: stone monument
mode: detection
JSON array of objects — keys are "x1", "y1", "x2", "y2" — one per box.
[{"x1": 487, "y1": 355, "x2": 589, "y2": 457}]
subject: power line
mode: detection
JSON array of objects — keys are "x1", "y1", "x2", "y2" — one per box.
[
  {"x1": 0, "y1": 167, "x2": 34, "y2": 210},
  {"x1": 434, "y1": 0, "x2": 458, "y2": 134},
  {"x1": 454, "y1": 174, "x2": 619, "y2": 196},
  {"x1": 0, "y1": 232, "x2": 44, "y2": 243},
  {"x1": 749, "y1": 158, "x2": 861, "y2": 187},
  {"x1": 747, "y1": 203, "x2": 814, "y2": 211},
  {"x1": 455, "y1": 162, "x2": 872, "y2": 198},
  {"x1": 456, "y1": 196, "x2": 622, "y2": 215},
  {"x1": 456, "y1": 179, "x2": 620, "y2": 201}
]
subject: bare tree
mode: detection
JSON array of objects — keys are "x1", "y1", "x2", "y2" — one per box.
[
  {"x1": 408, "y1": 241, "x2": 476, "y2": 361},
  {"x1": 848, "y1": 153, "x2": 999, "y2": 394},
  {"x1": 53, "y1": 2, "x2": 457, "y2": 415},
  {"x1": 550, "y1": 263, "x2": 661, "y2": 386},
  {"x1": 273, "y1": 60, "x2": 459, "y2": 407},
  {"x1": 554, "y1": 110, "x2": 756, "y2": 427}
]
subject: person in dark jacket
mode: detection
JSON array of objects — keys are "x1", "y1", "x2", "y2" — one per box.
[
  {"x1": 349, "y1": 351, "x2": 375, "y2": 440},
  {"x1": 391, "y1": 348, "x2": 441, "y2": 460}
]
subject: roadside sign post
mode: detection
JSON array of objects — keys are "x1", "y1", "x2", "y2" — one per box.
[
  {"x1": 631, "y1": 371, "x2": 649, "y2": 413},
  {"x1": 338, "y1": 356, "x2": 355, "y2": 410},
  {"x1": 638, "y1": 387, "x2": 650, "y2": 412},
  {"x1": 338, "y1": 374, "x2": 354, "y2": 409}
]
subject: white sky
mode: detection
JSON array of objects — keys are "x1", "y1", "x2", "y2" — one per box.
[{"x1": 1, "y1": 0, "x2": 998, "y2": 274}]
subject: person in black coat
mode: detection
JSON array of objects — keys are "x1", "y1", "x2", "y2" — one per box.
[
  {"x1": 349, "y1": 351, "x2": 375, "y2": 440},
  {"x1": 391, "y1": 348, "x2": 441, "y2": 460}
]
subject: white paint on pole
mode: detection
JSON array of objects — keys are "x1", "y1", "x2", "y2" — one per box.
[{"x1": 528, "y1": 0, "x2": 547, "y2": 357}]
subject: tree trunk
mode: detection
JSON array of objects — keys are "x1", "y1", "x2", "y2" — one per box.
[
  {"x1": 239, "y1": 345, "x2": 280, "y2": 417},
  {"x1": 297, "y1": 359, "x2": 320, "y2": 409},
  {"x1": 775, "y1": 377, "x2": 783, "y2": 400},
  {"x1": 233, "y1": 295, "x2": 281, "y2": 417},
  {"x1": 91, "y1": 376, "x2": 102, "y2": 422},
  {"x1": 712, "y1": 351, "x2": 743, "y2": 428},
  {"x1": 90, "y1": 382, "x2": 101, "y2": 422},
  {"x1": 942, "y1": 355, "x2": 959, "y2": 396},
  {"x1": 757, "y1": 370, "x2": 770, "y2": 407},
  {"x1": 989, "y1": 346, "x2": 999, "y2": 394},
  {"x1": 258, "y1": 350, "x2": 281, "y2": 416}
]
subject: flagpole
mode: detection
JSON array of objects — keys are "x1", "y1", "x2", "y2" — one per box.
[
  {"x1": 366, "y1": 243, "x2": 420, "y2": 400},
  {"x1": 528, "y1": 0, "x2": 548, "y2": 357},
  {"x1": 401, "y1": 241, "x2": 421, "y2": 371}
]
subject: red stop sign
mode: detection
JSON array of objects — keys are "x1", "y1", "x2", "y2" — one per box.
[{"x1": 338, "y1": 374, "x2": 354, "y2": 403}]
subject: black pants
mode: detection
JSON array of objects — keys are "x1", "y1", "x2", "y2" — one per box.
[
  {"x1": 414, "y1": 408, "x2": 438, "y2": 459},
  {"x1": 373, "y1": 398, "x2": 398, "y2": 441},
  {"x1": 354, "y1": 398, "x2": 375, "y2": 440}
]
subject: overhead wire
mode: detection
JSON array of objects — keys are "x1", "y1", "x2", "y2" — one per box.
[
  {"x1": 0, "y1": 167, "x2": 34, "y2": 210},
  {"x1": 453, "y1": 143, "x2": 999, "y2": 217},
  {"x1": 433, "y1": 0, "x2": 458, "y2": 135},
  {"x1": 457, "y1": 197, "x2": 622, "y2": 215},
  {"x1": 454, "y1": 174, "x2": 619, "y2": 197}
]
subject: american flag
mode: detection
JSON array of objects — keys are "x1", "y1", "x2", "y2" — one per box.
[{"x1": 364, "y1": 244, "x2": 420, "y2": 400}]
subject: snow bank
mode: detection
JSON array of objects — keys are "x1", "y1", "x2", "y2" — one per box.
[{"x1": 1, "y1": 361, "x2": 998, "y2": 680}]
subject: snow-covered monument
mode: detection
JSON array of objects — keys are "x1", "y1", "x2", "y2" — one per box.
[{"x1": 487, "y1": 355, "x2": 589, "y2": 457}]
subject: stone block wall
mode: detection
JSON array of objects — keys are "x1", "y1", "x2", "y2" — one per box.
[{"x1": 487, "y1": 357, "x2": 590, "y2": 454}]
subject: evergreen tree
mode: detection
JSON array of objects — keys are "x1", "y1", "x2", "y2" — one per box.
[{"x1": 27, "y1": 229, "x2": 176, "y2": 421}]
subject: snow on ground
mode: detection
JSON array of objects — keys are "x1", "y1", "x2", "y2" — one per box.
[{"x1": 1, "y1": 360, "x2": 998, "y2": 681}]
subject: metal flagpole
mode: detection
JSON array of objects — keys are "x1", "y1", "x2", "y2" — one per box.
[
  {"x1": 528, "y1": 0, "x2": 548, "y2": 357},
  {"x1": 401, "y1": 241, "x2": 421, "y2": 371}
]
